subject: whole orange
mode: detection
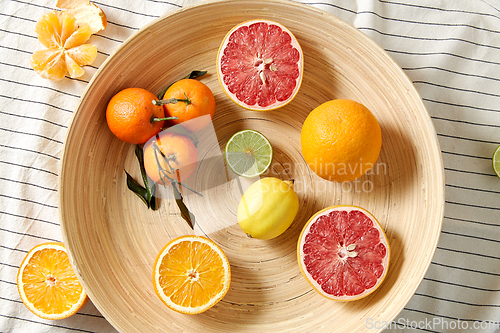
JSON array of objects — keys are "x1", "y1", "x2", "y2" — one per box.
[
  {"x1": 300, "y1": 99, "x2": 382, "y2": 182},
  {"x1": 160, "y1": 79, "x2": 216, "y2": 132},
  {"x1": 143, "y1": 131, "x2": 198, "y2": 184},
  {"x1": 106, "y1": 88, "x2": 165, "y2": 144}
]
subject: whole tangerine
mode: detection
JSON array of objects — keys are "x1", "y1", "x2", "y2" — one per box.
[
  {"x1": 143, "y1": 131, "x2": 198, "y2": 184},
  {"x1": 157, "y1": 79, "x2": 216, "y2": 132},
  {"x1": 300, "y1": 99, "x2": 382, "y2": 182},
  {"x1": 106, "y1": 88, "x2": 167, "y2": 144}
]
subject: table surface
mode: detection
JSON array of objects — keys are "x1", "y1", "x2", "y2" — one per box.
[{"x1": 1, "y1": 0, "x2": 499, "y2": 332}]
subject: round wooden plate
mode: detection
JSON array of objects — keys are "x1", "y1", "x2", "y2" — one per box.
[{"x1": 59, "y1": 0, "x2": 445, "y2": 332}]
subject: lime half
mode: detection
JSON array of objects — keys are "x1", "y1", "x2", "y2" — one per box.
[
  {"x1": 225, "y1": 130, "x2": 273, "y2": 177},
  {"x1": 493, "y1": 145, "x2": 500, "y2": 178}
]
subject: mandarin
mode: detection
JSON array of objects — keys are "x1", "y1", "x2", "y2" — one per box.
[
  {"x1": 143, "y1": 131, "x2": 198, "y2": 184},
  {"x1": 156, "y1": 79, "x2": 216, "y2": 132},
  {"x1": 31, "y1": 11, "x2": 97, "y2": 80},
  {"x1": 106, "y1": 88, "x2": 169, "y2": 144},
  {"x1": 300, "y1": 99, "x2": 382, "y2": 182}
]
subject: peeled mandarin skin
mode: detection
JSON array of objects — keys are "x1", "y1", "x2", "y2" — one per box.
[
  {"x1": 300, "y1": 99, "x2": 382, "y2": 182},
  {"x1": 237, "y1": 177, "x2": 299, "y2": 240}
]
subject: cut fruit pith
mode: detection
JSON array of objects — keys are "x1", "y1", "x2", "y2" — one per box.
[
  {"x1": 298, "y1": 206, "x2": 390, "y2": 301},
  {"x1": 217, "y1": 19, "x2": 303, "y2": 111}
]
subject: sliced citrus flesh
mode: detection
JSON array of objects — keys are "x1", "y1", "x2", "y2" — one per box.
[
  {"x1": 217, "y1": 19, "x2": 303, "y2": 111},
  {"x1": 225, "y1": 129, "x2": 273, "y2": 177},
  {"x1": 17, "y1": 242, "x2": 88, "y2": 320},
  {"x1": 492, "y1": 145, "x2": 500, "y2": 178},
  {"x1": 297, "y1": 206, "x2": 390, "y2": 301},
  {"x1": 31, "y1": 11, "x2": 97, "y2": 80},
  {"x1": 153, "y1": 235, "x2": 231, "y2": 314}
]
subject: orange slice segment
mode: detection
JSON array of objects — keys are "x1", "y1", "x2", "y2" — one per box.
[
  {"x1": 17, "y1": 242, "x2": 88, "y2": 320},
  {"x1": 153, "y1": 236, "x2": 231, "y2": 314}
]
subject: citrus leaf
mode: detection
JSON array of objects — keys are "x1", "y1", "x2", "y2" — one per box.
[
  {"x1": 185, "y1": 70, "x2": 207, "y2": 80},
  {"x1": 171, "y1": 182, "x2": 195, "y2": 229},
  {"x1": 149, "y1": 193, "x2": 158, "y2": 210},
  {"x1": 124, "y1": 145, "x2": 159, "y2": 210},
  {"x1": 135, "y1": 145, "x2": 155, "y2": 204},
  {"x1": 125, "y1": 170, "x2": 150, "y2": 208}
]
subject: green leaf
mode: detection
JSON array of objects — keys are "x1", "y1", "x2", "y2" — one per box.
[
  {"x1": 124, "y1": 146, "x2": 160, "y2": 210},
  {"x1": 125, "y1": 170, "x2": 150, "y2": 208},
  {"x1": 186, "y1": 70, "x2": 208, "y2": 80},
  {"x1": 149, "y1": 193, "x2": 158, "y2": 210},
  {"x1": 171, "y1": 182, "x2": 195, "y2": 229},
  {"x1": 156, "y1": 70, "x2": 208, "y2": 99},
  {"x1": 135, "y1": 145, "x2": 154, "y2": 203}
]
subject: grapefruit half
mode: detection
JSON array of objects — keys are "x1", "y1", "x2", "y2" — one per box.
[
  {"x1": 297, "y1": 205, "x2": 390, "y2": 301},
  {"x1": 217, "y1": 19, "x2": 303, "y2": 111}
]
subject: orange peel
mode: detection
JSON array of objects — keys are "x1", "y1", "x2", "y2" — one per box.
[{"x1": 56, "y1": 0, "x2": 107, "y2": 34}]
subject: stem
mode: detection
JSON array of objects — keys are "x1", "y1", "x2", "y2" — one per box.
[
  {"x1": 150, "y1": 116, "x2": 178, "y2": 123},
  {"x1": 153, "y1": 94, "x2": 191, "y2": 106},
  {"x1": 151, "y1": 141, "x2": 203, "y2": 197}
]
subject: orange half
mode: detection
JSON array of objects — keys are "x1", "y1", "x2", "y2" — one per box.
[
  {"x1": 153, "y1": 235, "x2": 231, "y2": 314},
  {"x1": 17, "y1": 242, "x2": 88, "y2": 320}
]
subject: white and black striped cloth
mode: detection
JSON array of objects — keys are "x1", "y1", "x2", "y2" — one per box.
[{"x1": 1, "y1": 0, "x2": 499, "y2": 332}]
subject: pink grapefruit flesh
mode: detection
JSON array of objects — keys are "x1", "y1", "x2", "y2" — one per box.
[
  {"x1": 297, "y1": 205, "x2": 390, "y2": 301},
  {"x1": 217, "y1": 19, "x2": 303, "y2": 111}
]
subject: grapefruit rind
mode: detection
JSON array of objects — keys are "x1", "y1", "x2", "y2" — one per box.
[
  {"x1": 17, "y1": 242, "x2": 89, "y2": 320},
  {"x1": 297, "y1": 205, "x2": 390, "y2": 302},
  {"x1": 216, "y1": 19, "x2": 304, "y2": 111},
  {"x1": 152, "y1": 235, "x2": 231, "y2": 315}
]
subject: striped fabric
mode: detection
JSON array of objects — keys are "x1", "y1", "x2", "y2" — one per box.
[{"x1": 1, "y1": 0, "x2": 499, "y2": 332}]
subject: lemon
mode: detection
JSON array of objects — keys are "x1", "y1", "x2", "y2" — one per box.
[{"x1": 237, "y1": 177, "x2": 299, "y2": 240}]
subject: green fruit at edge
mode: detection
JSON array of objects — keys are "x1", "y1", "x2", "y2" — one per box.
[{"x1": 237, "y1": 177, "x2": 299, "y2": 240}]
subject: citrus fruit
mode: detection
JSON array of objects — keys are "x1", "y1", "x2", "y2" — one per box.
[
  {"x1": 301, "y1": 99, "x2": 382, "y2": 182},
  {"x1": 56, "y1": 0, "x2": 107, "y2": 34},
  {"x1": 492, "y1": 145, "x2": 500, "y2": 178},
  {"x1": 297, "y1": 205, "x2": 390, "y2": 301},
  {"x1": 153, "y1": 235, "x2": 231, "y2": 314},
  {"x1": 225, "y1": 129, "x2": 273, "y2": 177},
  {"x1": 238, "y1": 177, "x2": 299, "y2": 240},
  {"x1": 217, "y1": 19, "x2": 303, "y2": 111},
  {"x1": 17, "y1": 242, "x2": 88, "y2": 320},
  {"x1": 106, "y1": 88, "x2": 169, "y2": 144},
  {"x1": 156, "y1": 79, "x2": 216, "y2": 132},
  {"x1": 143, "y1": 131, "x2": 198, "y2": 184},
  {"x1": 31, "y1": 11, "x2": 97, "y2": 80}
]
